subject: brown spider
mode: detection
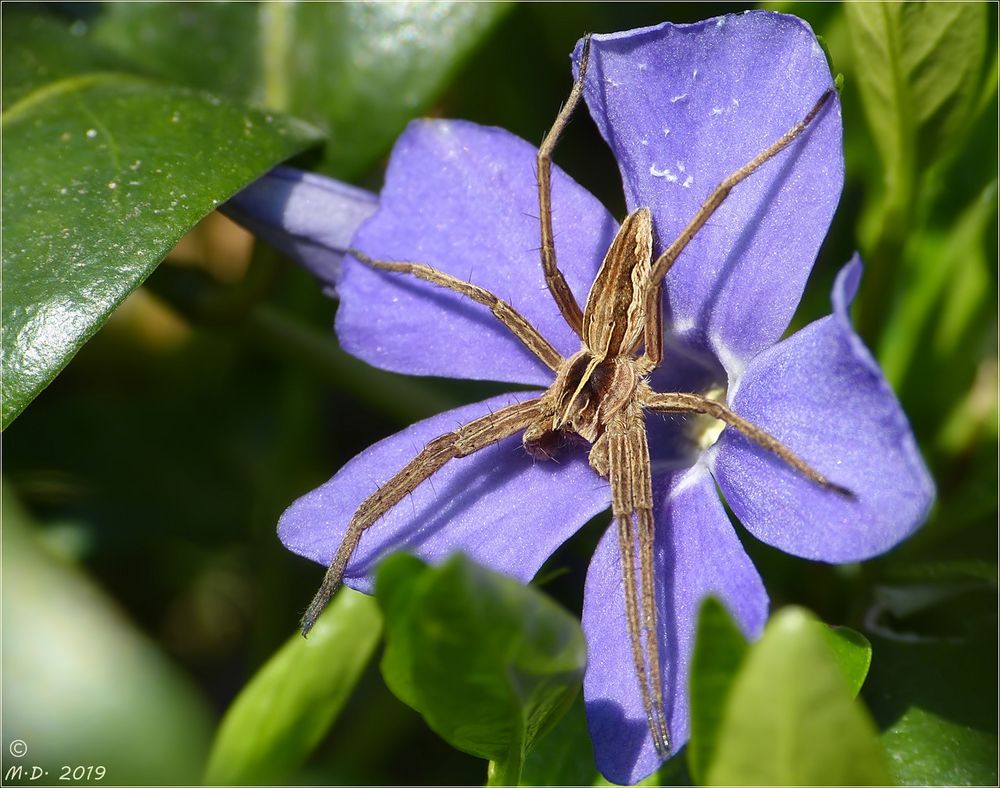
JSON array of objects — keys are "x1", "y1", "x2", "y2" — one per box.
[{"x1": 300, "y1": 36, "x2": 847, "y2": 757}]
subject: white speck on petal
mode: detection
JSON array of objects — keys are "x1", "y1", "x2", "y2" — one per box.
[
  {"x1": 732, "y1": 98, "x2": 740, "y2": 107},
  {"x1": 85, "y1": 129, "x2": 97, "y2": 138},
  {"x1": 670, "y1": 93, "x2": 688, "y2": 103},
  {"x1": 692, "y1": 68, "x2": 698, "y2": 79},
  {"x1": 605, "y1": 77, "x2": 620, "y2": 88},
  {"x1": 812, "y1": 39, "x2": 823, "y2": 56},
  {"x1": 637, "y1": 62, "x2": 648, "y2": 71},
  {"x1": 650, "y1": 165, "x2": 678, "y2": 182},
  {"x1": 641, "y1": 138, "x2": 649, "y2": 146},
  {"x1": 663, "y1": 127, "x2": 670, "y2": 136},
  {"x1": 677, "y1": 161, "x2": 686, "y2": 173},
  {"x1": 716, "y1": 16, "x2": 726, "y2": 28},
  {"x1": 710, "y1": 107, "x2": 723, "y2": 116},
  {"x1": 682, "y1": 175, "x2": 694, "y2": 188}
]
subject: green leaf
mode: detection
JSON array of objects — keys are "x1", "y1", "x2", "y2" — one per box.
[
  {"x1": 519, "y1": 695, "x2": 599, "y2": 787},
  {"x1": 822, "y1": 625, "x2": 872, "y2": 698},
  {"x1": 1, "y1": 480, "x2": 213, "y2": 783},
  {"x1": 846, "y1": 2, "x2": 988, "y2": 180},
  {"x1": 2, "y1": 10, "x2": 138, "y2": 107},
  {"x1": 375, "y1": 553, "x2": 586, "y2": 786},
  {"x1": 707, "y1": 607, "x2": 891, "y2": 786},
  {"x1": 865, "y1": 634, "x2": 997, "y2": 785},
  {"x1": 204, "y1": 589, "x2": 382, "y2": 785},
  {"x1": 688, "y1": 601, "x2": 872, "y2": 784},
  {"x1": 2, "y1": 64, "x2": 322, "y2": 428},
  {"x1": 687, "y1": 597, "x2": 750, "y2": 784},
  {"x1": 90, "y1": 2, "x2": 511, "y2": 177},
  {"x1": 878, "y1": 180, "x2": 998, "y2": 387}
]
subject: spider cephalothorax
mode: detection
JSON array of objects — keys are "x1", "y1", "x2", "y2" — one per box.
[{"x1": 300, "y1": 36, "x2": 847, "y2": 758}]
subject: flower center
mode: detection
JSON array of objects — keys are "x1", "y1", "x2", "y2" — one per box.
[{"x1": 691, "y1": 384, "x2": 728, "y2": 451}]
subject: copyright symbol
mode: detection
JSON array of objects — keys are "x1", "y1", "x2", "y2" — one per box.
[{"x1": 9, "y1": 739, "x2": 27, "y2": 757}]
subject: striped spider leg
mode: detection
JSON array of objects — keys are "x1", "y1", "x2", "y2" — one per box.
[{"x1": 301, "y1": 34, "x2": 848, "y2": 761}]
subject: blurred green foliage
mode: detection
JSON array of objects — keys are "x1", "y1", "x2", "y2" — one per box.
[{"x1": 2, "y1": 2, "x2": 996, "y2": 786}]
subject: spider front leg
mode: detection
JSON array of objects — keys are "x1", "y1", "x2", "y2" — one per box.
[
  {"x1": 606, "y1": 403, "x2": 671, "y2": 758},
  {"x1": 349, "y1": 249, "x2": 564, "y2": 372},
  {"x1": 301, "y1": 396, "x2": 548, "y2": 634},
  {"x1": 640, "y1": 389, "x2": 853, "y2": 496},
  {"x1": 536, "y1": 35, "x2": 592, "y2": 336}
]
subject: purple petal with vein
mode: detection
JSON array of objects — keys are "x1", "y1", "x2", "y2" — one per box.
[
  {"x1": 223, "y1": 166, "x2": 378, "y2": 289},
  {"x1": 574, "y1": 12, "x2": 843, "y2": 369},
  {"x1": 712, "y1": 257, "x2": 935, "y2": 561}
]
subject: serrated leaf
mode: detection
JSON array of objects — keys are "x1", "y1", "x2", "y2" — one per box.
[
  {"x1": 89, "y1": 1, "x2": 511, "y2": 178},
  {"x1": 375, "y1": 553, "x2": 586, "y2": 785},
  {"x1": 204, "y1": 589, "x2": 382, "y2": 785},
  {"x1": 707, "y1": 607, "x2": 891, "y2": 786},
  {"x1": 2, "y1": 63, "x2": 322, "y2": 428}
]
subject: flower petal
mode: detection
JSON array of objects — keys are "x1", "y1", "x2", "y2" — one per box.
[
  {"x1": 222, "y1": 166, "x2": 378, "y2": 289},
  {"x1": 712, "y1": 257, "x2": 935, "y2": 562},
  {"x1": 582, "y1": 467, "x2": 768, "y2": 785},
  {"x1": 575, "y1": 11, "x2": 843, "y2": 368},
  {"x1": 279, "y1": 391, "x2": 611, "y2": 594},
  {"x1": 338, "y1": 119, "x2": 619, "y2": 387}
]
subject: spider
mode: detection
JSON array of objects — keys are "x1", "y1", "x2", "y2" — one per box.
[{"x1": 300, "y1": 36, "x2": 848, "y2": 758}]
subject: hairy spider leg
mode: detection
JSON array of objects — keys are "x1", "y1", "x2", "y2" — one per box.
[
  {"x1": 301, "y1": 397, "x2": 547, "y2": 634},
  {"x1": 639, "y1": 389, "x2": 853, "y2": 497},
  {"x1": 608, "y1": 404, "x2": 671, "y2": 757},
  {"x1": 348, "y1": 250, "x2": 565, "y2": 372},
  {"x1": 536, "y1": 34, "x2": 593, "y2": 336},
  {"x1": 628, "y1": 88, "x2": 835, "y2": 359}
]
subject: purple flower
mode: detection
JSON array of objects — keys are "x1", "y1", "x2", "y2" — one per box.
[{"x1": 227, "y1": 11, "x2": 933, "y2": 784}]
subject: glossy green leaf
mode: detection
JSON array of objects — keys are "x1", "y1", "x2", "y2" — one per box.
[
  {"x1": 375, "y1": 553, "x2": 586, "y2": 786},
  {"x1": 2, "y1": 11, "x2": 138, "y2": 108},
  {"x1": 687, "y1": 597, "x2": 750, "y2": 784},
  {"x1": 204, "y1": 589, "x2": 382, "y2": 785},
  {"x1": 846, "y1": 1, "x2": 988, "y2": 180},
  {"x1": 1, "y1": 481, "x2": 213, "y2": 783},
  {"x1": 2, "y1": 63, "x2": 322, "y2": 428},
  {"x1": 865, "y1": 634, "x2": 997, "y2": 785},
  {"x1": 822, "y1": 625, "x2": 873, "y2": 698},
  {"x1": 707, "y1": 607, "x2": 891, "y2": 786},
  {"x1": 90, "y1": 2, "x2": 511, "y2": 177}
]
